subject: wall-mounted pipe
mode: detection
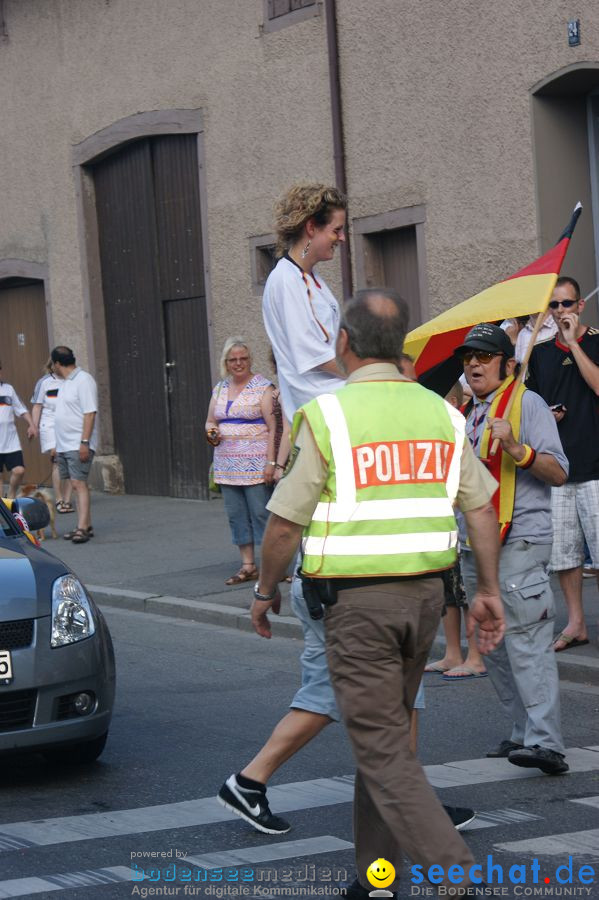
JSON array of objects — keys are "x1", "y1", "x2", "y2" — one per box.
[{"x1": 324, "y1": 0, "x2": 352, "y2": 300}]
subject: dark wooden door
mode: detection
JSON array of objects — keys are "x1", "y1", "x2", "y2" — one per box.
[
  {"x1": 378, "y1": 227, "x2": 422, "y2": 327},
  {"x1": 0, "y1": 281, "x2": 49, "y2": 485},
  {"x1": 164, "y1": 300, "x2": 212, "y2": 498},
  {"x1": 92, "y1": 135, "x2": 211, "y2": 498}
]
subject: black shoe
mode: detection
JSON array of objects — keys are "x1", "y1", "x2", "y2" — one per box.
[
  {"x1": 443, "y1": 804, "x2": 476, "y2": 830},
  {"x1": 343, "y1": 878, "x2": 397, "y2": 899},
  {"x1": 508, "y1": 745, "x2": 569, "y2": 775},
  {"x1": 217, "y1": 774, "x2": 291, "y2": 834},
  {"x1": 486, "y1": 739, "x2": 524, "y2": 758}
]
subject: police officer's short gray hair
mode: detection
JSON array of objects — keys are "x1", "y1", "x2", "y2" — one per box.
[{"x1": 340, "y1": 289, "x2": 410, "y2": 361}]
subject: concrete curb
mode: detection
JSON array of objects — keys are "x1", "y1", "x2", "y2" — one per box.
[
  {"x1": 90, "y1": 584, "x2": 599, "y2": 676},
  {"x1": 89, "y1": 585, "x2": 303, "y2": 639}
]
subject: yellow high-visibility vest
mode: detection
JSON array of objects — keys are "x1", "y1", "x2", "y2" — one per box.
[{"x1": 295, "y1": 380, "x2": 465, "y2": 578}]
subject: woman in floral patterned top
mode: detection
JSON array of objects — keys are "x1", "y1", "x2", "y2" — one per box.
[{"x1": 205, "y1": 337, "x2": 276, "y2": 585}]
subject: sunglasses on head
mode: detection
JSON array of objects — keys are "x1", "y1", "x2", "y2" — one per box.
[
  {"x1": 459, "y1": 350, "x2": 502, "y2": 365},
  {"x1": 548, "y1": 299, "x2": 577, "y2": 309}
]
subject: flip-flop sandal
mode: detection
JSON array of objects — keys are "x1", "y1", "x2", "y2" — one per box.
[
  {"x1": 553, "y1": 632, "x2": 589, "y2": 652},
  {"x1": 424, "y1": 662, "x2": 451, "y2": 674},
  {"x1": 442, "y1": 665, "x2": 488, "y2": 680},
  {"x1": 225, "y1": 566, "x2": 258, "y2": 586}
]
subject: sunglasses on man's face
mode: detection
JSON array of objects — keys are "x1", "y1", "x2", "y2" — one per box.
[
  {"x1": 548, "y1": 299, "x2": 577, "y2": 309},
  {"x1": 460, "y1": 350, "x2": 502, "y2": 365}
]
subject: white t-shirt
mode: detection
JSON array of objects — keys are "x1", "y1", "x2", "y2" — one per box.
[
  {"x1": 514, "y1": 315, "x2": 558, "y2": 364},
  {"x1": 54, "y1": 368, "x2": 99, "y2": 452},
  {"x1": 31, "y1": 373, "x2": 61, "y2": 428},
  {"x1": 0, "y1": 383, "x2": 27, "y2": 454},
  {"x1": 262, "y1": 256, "x2": 345, "y2": 420}
]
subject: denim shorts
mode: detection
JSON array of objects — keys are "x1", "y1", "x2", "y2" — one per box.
[
  {"x1": 289, "y1": 575, "x2": 340, "y2": 722},
  {"x1": 413, "y1": 679, "x2": 425, "y2": 710},
  {"x1": 220, "y1": 482, "x2": 271, "y2": 547},
  {"x1": 289, "y1": 575, "x2": 424, "y2": 720},
  {"x1": 56, "y1": 450, "x2": 94, "y2": 482}
]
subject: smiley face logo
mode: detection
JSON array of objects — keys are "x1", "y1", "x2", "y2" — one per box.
[{"x1": 366, "y1": 858, "x2": 396, "y2": 889}]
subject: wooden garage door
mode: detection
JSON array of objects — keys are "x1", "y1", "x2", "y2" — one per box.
[
  {"x1": 92, "y1": 135, "x2": 212, "y2": 498},
  {"x1": 0, "y1": 281, "x2": 49, "y2": 486}
]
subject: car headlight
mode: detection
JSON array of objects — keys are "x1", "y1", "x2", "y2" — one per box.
[{"x1": 51, "y1": 575, "x2": 96, "y2": 647}]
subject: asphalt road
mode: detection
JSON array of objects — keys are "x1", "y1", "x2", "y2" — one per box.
[{"x1": 1, "y1": 606, "x2": 598, "y2": 900}]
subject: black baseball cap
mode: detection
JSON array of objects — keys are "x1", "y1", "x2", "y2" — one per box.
[{"x1": 454, "y1": 323, "x2": 514, "y2": 358}]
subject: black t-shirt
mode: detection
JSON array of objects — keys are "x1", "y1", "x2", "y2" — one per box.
[{"x1": 526, "y1": 327, "x2": 599, "y2": 482}]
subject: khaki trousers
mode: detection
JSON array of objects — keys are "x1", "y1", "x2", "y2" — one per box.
[{"x1": 324, "y1": 578, "x2": 476, "y2": 893}]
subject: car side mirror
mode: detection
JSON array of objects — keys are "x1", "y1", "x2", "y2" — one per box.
[{"x1": 11, "y1": 497, "x2": 51, "y2": 532}]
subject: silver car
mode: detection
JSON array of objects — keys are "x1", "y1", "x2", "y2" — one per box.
[{"x1": 0, "y1": 497, "x2": 115, "y2": 763}]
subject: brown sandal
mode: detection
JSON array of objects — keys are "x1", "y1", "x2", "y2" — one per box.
[
  {"x1": 225, "y1": 565, "x2": 259, "y2": 586},
  {"x1": 64, "y1": 526, "x2": 94, "y2": 541}
]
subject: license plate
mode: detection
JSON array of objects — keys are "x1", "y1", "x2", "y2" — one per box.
[{"x1": 0, "y1": 650, "x2": 13, "y2": 685}]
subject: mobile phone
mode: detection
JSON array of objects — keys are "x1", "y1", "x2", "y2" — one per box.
[{"x1": 550, "y1": 404, "x2": 565, "y2": 413}]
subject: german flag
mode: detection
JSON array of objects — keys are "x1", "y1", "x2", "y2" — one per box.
[{"x1": 404, "y1": 203, "x2": 582, "y2": 389}]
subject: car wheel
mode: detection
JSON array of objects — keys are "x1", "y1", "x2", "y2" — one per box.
[{"x1": 42, "y1": 732, "x2": 108, "y2": 765}]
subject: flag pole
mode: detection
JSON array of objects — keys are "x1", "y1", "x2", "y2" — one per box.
[
  {"x1": 488, "y1": 201, "x2": 582, "y2": 456},
  {"x1": 583, "y1": 285, "x2": 599, "y2": 303},
  {"x1": 488, "y1": 309, "x2": 551, "y2": 456}
]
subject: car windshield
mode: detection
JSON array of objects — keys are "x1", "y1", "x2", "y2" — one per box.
[{"x1": 0, "y1": 500, "x2": 21, "y2": 537}]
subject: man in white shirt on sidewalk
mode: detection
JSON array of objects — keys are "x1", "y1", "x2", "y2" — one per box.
[{"x1": 51, "y1": 346, "x2": 98, "y2": 544}]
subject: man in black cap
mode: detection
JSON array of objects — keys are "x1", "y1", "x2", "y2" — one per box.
[{"x1": 456, "y1": 323, "x2": 570, "y2": 774}]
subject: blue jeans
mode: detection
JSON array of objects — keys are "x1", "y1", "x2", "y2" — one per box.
[{"x1": 220, "y1": 483, "x2": 271, "y2": 547}]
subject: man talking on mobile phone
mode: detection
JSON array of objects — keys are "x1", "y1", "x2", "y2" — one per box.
[{"x1": 527, "y1": 276, "x2": 599, "y2": 652}]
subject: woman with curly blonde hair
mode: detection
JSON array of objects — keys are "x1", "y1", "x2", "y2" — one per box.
[
  {"x1": 262, "y1": 183, "x2": 347, "y2": 421},
  {"x1": 221, "y1": 185, "x2": 348, "y2": 837}
]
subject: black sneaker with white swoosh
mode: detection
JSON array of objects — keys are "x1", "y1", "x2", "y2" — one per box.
[{"x1": 217, "y1": 774, "x2": 291, "y2": 834}]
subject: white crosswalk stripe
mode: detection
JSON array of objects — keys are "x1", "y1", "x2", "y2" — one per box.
[
  {"x1": 571, "y1": 795, "x2": 599, "y2": 810},
  {"x1": 0, "y1": 748, "x2": 596, "y2": 854},
  {"x1": 465, "y1": 808, "x2": 542, "y2": 830},
  {"x1": 0, "y1": 752, "x2": 598, "y2": 897},
  {"x1": 0, "y1": 839, "x2": 351, "y2": 899},
  {"x1": 185, "y1": 836, "x2": 353, "y2": 869},
  {"x1": 495, "y1": 829, "x2": 599, "y2": 857},
  {"x1": 0, "y1": 868, "x2": 131, "y2": 898}
]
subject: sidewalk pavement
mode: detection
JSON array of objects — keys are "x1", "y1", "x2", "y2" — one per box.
[
  {"x1": 46, "y1": 491, "x2": 300, "y2": 636},
  {"x1": 46, "y1": 491, "x2": 599, "y2": 666}
]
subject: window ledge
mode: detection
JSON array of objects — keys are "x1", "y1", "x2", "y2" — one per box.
[{"x1": 262, "y1": 2, "x2": 321, "y2": 34}]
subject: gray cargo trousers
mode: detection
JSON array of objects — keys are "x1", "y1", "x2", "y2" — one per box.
[{"x1": 461, "y1": 541, "x2": 564, "y2": 752}]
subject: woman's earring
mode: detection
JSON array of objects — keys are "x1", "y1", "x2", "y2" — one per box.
[{"x1": 301, "y1": 240, "x2": 311, "y2": 259}]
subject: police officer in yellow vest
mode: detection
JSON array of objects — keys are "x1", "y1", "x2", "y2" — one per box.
[{"x1": 252, "y1": 290, "x2": 505, "y2": 898}]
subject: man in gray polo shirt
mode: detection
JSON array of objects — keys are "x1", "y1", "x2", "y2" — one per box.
[
  {"x1": 457, "y1": 323, "x2": 569, "y2": 774},
  {"x1": 51, "y1": 346, "x2": 98, "y2": 545}
]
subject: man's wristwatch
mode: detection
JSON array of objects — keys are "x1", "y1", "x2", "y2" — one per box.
[
  {"x1": 253, "y1": 583, "x2": 278, "y2": 601},
  {"x1": 80, "y1": 439, "x2": 90, "y2": 445}
]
